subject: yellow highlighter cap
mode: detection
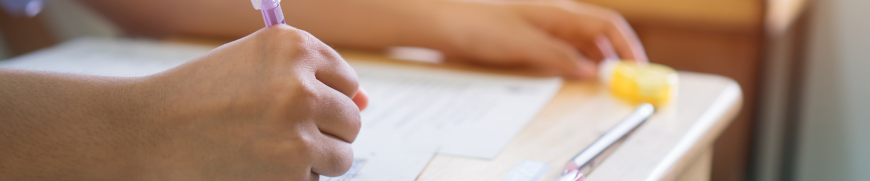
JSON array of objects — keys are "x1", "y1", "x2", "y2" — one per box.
[{"x1": 599, "y1": 60, "x2": 678, "y2": 107}]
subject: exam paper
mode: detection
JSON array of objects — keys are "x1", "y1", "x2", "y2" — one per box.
[
  {"x1": 350, "y1": 61, "x2": 562, "y2": 159},
  {"x1": 321, "y1": 137, "x2": 436, "y2": 181}
]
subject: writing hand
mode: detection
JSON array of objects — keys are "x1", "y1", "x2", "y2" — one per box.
[
  {"x1": 415, "y1": 0, "x2": 647, "y2": 78},
  {"x1": 141, "y1": 25, "x2": 366, "y2": 180}
]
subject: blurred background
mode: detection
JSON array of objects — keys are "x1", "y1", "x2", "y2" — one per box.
[{"x1": 0, "y1": 0, "x2": 867, "y2": 180}]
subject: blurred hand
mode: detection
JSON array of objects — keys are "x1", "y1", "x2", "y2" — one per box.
[
  {"x1": 143, "y1": 25, "x2": 366, "y2": 180},
  {"x1": 417, "y1": 0, "x2": 647, "y2": 78}
]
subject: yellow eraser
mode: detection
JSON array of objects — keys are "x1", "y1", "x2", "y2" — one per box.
[{"x1": 600, "y1": 60, "x2": 678, "y2": 107}]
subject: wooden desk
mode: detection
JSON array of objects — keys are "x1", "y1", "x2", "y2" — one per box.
[{"x1": 340, "y1": 51, "x2": 742, "y2": 181}]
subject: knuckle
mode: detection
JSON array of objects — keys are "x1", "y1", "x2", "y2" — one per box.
[
  {"x1": 340, "y1": 102, "x2": 362, "y2": 142},
  {"x1": 301, "y1": 133, "x2": 321, "y2": 152},
  {"x1": 348, "y1": 110, "x2": 361, "y2": 131},
  {"x1": 343, "y1": 73, "x2": 361, "y2": 91},
  {"x1": 268, "y1": 27, "x2": 340, "y2": 68},
  {"x1": 309, "y1": 43, "x2": 345, "y2": 68},
  {"x1": 263, "y1": 25, "x2": 304, "y2": 40},
  {"x1": 259, "y1": 26, "x2": 312, "y2": 54},
  {"x1": 295, "y1": 81, "x2": 321, "y2": 102},
  {"x1": 282, "y1": 80, "x2": 321, "y2": 111},
  {"x1": 326, "y1": 144, "x2": 354, "y2": 176},
  {"x1": 284, "y1": 133, "x2": 319, "y2": 163},
  {"x1": 331, "y1": 95, "x2": 362, "y2": 129}
]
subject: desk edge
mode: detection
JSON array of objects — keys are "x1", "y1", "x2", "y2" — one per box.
[{"x1": 645, "y1": 81, "x2": 744, "y2": 181}]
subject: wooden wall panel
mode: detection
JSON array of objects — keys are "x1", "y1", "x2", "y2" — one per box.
[
  {"x1": 634, "y1": 25, "x2": 763, "y2": 181},
  {"x1": 580, "y1": 0, "x2": 763, "y2": 33}
]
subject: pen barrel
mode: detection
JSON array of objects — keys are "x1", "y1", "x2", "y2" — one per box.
[
  {"x1": 0, "y1": 0, "x2": 43, "y2": 17},
  {"x1": 559, "y1": 104, "x2": 654, "y2": 180},
  {"x1": 260, "y1": 4, "x2": 285, "y2": 26}
]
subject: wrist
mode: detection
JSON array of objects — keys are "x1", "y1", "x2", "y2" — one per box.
[{"x1": 96, "y1": 75, "x2": 179, "y2": 180}]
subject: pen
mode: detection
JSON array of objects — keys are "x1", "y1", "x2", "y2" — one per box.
[
  {"x1": 251, "y1": 0, "x2": 286, "y2": 26},
  {"x1": 0, "y1": 0, "x2": 43, "y2": 17},
  {"x1": 557, "y1": 103, "x2": 655, "y2": 181}
]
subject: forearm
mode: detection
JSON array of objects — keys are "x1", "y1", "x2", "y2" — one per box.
[
  {"x1": 0, "y1": 69, "x2": 158, "y2": 180},
  {"x1": 78, "y1": 0, "x2": 443, "y2": 49}
]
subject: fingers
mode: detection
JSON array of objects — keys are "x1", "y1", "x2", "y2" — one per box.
[
  {"x1": 314, "y1": 60, "x2": 360, "y2": 98},
  {"x1": 517, "y1": 28, "x2": 597, "y2": 79},
  {"x1": 309, "y1": 81, "x2": 362, "y2": 144},
  {"x1": 303, "y1": 78, "x2": 360, "y2": 177},
  {"x1": 594, "y1": 35, "x2": 620, "y2": 61},
  {"x1": 600, "y1": 14, "x2": 648, "y2": 63},
  {"x1": 291, "y1": 28, "x2": 364, "y2": 141},
  {"x1": 312, "y1": 45, "x2": 360, "y2": 98},
  {"x1": 309, "y1": 132, "x2": 354, "y2": 177},
  {"x1": 518, "y1": 3, "x2": 648, "y2": 63},
  {"x1": 561, "y1": 35, "x2": 615, "y2": 62},
  {"x1": 276, "y1": 26, "x2": 360, "y2": 98}
]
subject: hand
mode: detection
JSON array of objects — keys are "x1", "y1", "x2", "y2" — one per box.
[
  {"x1": 411, "y1": 0, "x2": 647, "y2": 78},
  {"x1": 139, "y1": 25, "x2": 366, "y2": 180}
]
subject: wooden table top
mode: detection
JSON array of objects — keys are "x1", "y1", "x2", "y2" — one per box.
[{"x1": 338, "y1": 51, "x2": 742, "y2": 181}]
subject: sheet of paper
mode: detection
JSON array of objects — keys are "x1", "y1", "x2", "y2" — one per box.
[
  {"x1": 350, "y1": 61, "x2": 562, "y2": 159},
  {"x1": 501, "y1": 160, "x2": 551, "y2": 181},
  {"x1": 321, "y1": 137, "x2": 436, "y2": 181}
]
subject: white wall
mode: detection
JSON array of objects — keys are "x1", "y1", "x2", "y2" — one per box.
[{"x1": 796, "y1": 0, "x2": 870, "y2": 180}]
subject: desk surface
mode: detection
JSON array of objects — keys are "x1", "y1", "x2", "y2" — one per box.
[{"x1": 340, "y1": 51, "x2": 742, "y2": 181}]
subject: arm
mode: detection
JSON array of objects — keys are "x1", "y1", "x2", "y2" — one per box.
[
  {"x1": 0, "y1": 70, "x2": 154, "y2": 180},
  {"x1": 79, "y1": 0, "x2": 647, "y2": 78},
  {"x1": 0, "y1": 25, "x2": 367, "y2": 180}
]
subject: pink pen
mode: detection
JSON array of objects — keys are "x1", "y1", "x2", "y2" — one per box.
[{"x1": 251, "y1": 0, "x2": 285, "y2": 26}]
